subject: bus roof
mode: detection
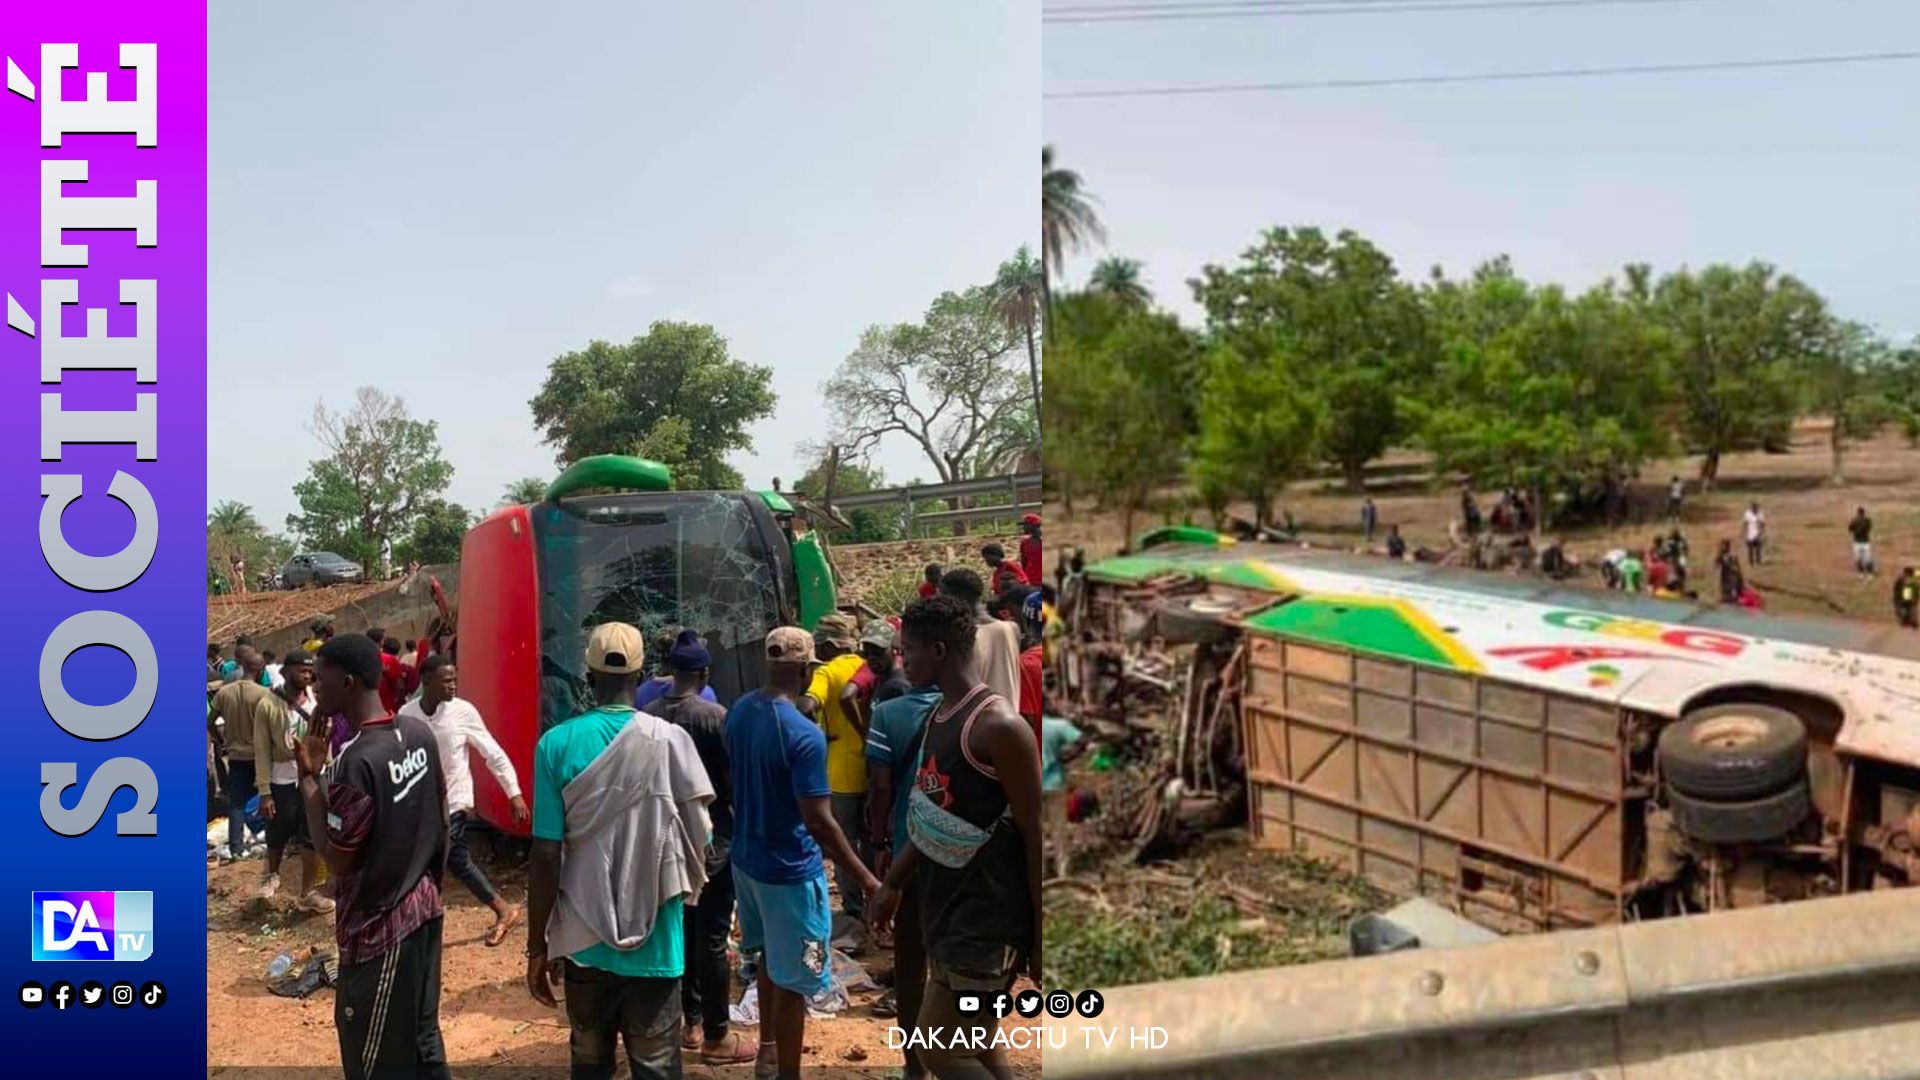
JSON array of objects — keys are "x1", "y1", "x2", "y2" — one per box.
[{"x1": 1089, "y1": 543, "x2": 1920, "y2": 665}]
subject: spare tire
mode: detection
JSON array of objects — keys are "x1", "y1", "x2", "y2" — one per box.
[
  {"x1": 1658, "y1": 703, "x2": 1807, "y2": 801},
  {"x1": 1666, "y1": 781, "x2": 1811, "y2": 845},
  {"x1": 1152, "y1": 596, "x2": 1237, "y2": 646}
]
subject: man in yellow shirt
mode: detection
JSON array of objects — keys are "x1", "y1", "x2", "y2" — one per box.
[{"x1": 802, "y1": 613, "x2": 873, "y2": 922}]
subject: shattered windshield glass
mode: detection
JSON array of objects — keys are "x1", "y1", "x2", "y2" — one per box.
[{"x1": 531, "y1": 492, "x2": 781, "y2": 730}]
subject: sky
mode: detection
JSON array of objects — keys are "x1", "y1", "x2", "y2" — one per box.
[
  {"x1": 209, "y1": 1, "x2": 1036, "y2": 533},
  {"x1": 1044, "y1": 0, "x2": 1920, "y2": 333}
]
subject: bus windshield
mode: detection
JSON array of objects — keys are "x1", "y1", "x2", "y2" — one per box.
[{"x1": 530, "y1": 492, "x2": 781, "y2": 730}]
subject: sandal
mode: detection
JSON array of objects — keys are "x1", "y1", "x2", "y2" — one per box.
[
  {"x1": 484, "y1": 906, "x2": 523, "y2": 947},
  {"x1": 754, "y1": 1040, "x2": 780, "y2": 1080},
  {"x1": 681, "y1": 1021, "x2": 700, "y2": 1050},
  {"x1": 699, "y1": 1032, "x2": 757, "y2": 1064}
]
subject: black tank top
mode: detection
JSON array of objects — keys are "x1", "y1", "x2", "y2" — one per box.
[{"x1": 914, "y1": 684, "x2": 1008, "y2": 832}]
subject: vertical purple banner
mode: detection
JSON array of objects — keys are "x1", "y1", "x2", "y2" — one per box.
[{"x1": 0, "y1": 0, "x2": 206, "y2": 1063}]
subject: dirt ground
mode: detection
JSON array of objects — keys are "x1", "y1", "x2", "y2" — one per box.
[
  {"x1": 1049, "y1": 420, "x2": 1920, "y2": 625},
  {"x1": 206, "y1": 845, "x2": 1040, "y2": 1078}
]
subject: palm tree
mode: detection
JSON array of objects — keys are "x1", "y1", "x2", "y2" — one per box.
[
  {"x1": 993, "y1": 247, "x2": 1045, "y2": 430},
  {"x1": 1089, "y1": 257, "x2": 1151, "y2": 310},
  {"x1": 502, "y1": 476, "x2": 549, "y2": 506},
  {"x1": 207, "y1": 501, "x2": 266, "y2": 594},
  {"x1": 1041, "y1": 144, "x2": 1105, "y2": 334}
]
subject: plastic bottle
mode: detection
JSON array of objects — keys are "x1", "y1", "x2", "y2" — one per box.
[{"x1": 267, "y1": 953, "x2": 293, "y2": 979}]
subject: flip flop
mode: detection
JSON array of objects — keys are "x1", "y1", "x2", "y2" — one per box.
[
  {"x1": 484, "y1": 907, "x2": 523, "y2": 947},
  {"x1": 682, "y1": 1021, "x2": 700, "y2": 1050},
  {"x1": 699, "y1": 1033, "x2": 757, "y2": 1064}
]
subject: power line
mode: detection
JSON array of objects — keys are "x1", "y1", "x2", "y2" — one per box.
[
  {"x1": 1046, "y1": 0, "x2": 1781, "y2": 24},
  {"x1": 1045, "y1": 49, "x2": 1920, "y2": 98}
]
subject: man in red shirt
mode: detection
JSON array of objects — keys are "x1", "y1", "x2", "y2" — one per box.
[
  {"x1": 917, "y1": 563, "x2": 941, "y2": 601},
  {"x1": 1019, "y1": 514, "x2": 1042, "y2": 589},
  {"x1": 368, "y1": 628, "x2": 409, "y2": 713},
  {"x1": 982, "y1": 543, "x2": 1026, "y2": 596}
]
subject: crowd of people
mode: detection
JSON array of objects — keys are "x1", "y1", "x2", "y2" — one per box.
[
  {"x1": 204, "y1": 522, "x2": 1063, "y2": 1080},
  {"x1": 1357, "y1": 484, "x2": 1920, "y2": 628}
]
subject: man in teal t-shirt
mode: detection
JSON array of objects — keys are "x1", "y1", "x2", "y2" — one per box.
[
  {"x1": 525, "y1": 622, "x2": 700, "y2": 1080},
  {"x1": 1041, "y1": 716, "x2": 1086, "y2": 879}
]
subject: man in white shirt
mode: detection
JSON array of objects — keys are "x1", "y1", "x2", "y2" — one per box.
[
  {"x1": 399, "y1": 653, "x2": 529, "y2": 946},
  {"x1": 940, "y1": 567, "x2": 1020, "y2": 706},
  {"x1": 1743, "y1": 502, "x2": 1766, "y2": 565}
]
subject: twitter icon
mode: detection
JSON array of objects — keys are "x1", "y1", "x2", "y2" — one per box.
[
  {"x1": 1014, "y1": 989, "x2": 1043, "y2": 1018},
  {"x1": 80, "y1": 981, "x2": 106, "y2": 1009}
]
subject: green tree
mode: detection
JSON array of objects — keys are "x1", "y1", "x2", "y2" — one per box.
[
  {"x1": 529, "y1": 321, "x2": 776, "y2": 489},
  {"x1": 1806, "y1": 320, "x2": 1895, "y2": 483},
  {"x1": 1048, "y1": 331, "x2": 1185, "y2": 546},
  {"x1": 501, "y1": 476, "x2": 549, "y2": 506},
  {"x1": 1192, "y1": 228, "x2": 1430, "y2": 490},
  {"x1": 402, "y1": 499, "x2": 472, "y2": 565},
  {"x1": 1187, "y1": 347, "x2": 1321, "y2": 531},
  {"x1": 792, "y1": 455, "x2": 896, "y2": 544},
  {"x1": 207, "y1": 500, "x2": 285, "y2": 594},
  {"x1": 1640, "y1": 263, "x2": 1829, "y2": 486},
  {"x1": 288, "y1": 388, "x2": 454, "y2": 567},
  {"x1": 993, "y1": 246, "x2": 1045, "y2": 430},
  {"x1": 632, "y1": 415, "x2": 707, "y2": 489},
  {"x1": 1041, "y1": 144, "x2": 1105, "y2": 331},
  {"x1": 1411, "y1": 264, "x2": 1675, "y2": 528},
  {"x1": 1089, "y1": 257, "x2": 1151, "y2": 310}
]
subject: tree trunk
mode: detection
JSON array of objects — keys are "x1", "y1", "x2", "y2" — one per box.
[
  {"x1": 1831, "y1": 424, "x2": 1846, "y2": 485},
  {"x1": 1532, "y1": 484, "x2": 1549, "y2": 537},
  {"x1": 1024, "y1": 318, "x2": 1042, "y2": 435},
  {"x1": 1344, "y1": 458, "x2": 1367, "y2": 494},
  {"x1": 1699, "y1": 449, "x2": 1721, "y2": 490},
  {"x1": 1121, "y1": 502, "x2": 1136, "y2": 554}
]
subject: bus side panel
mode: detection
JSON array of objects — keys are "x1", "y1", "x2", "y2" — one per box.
[{"x1": 459, "y1": 505, "x2": 541, "y2": 838}]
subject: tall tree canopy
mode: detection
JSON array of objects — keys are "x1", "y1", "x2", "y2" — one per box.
[
  {"x1": 824, "y1": 283, "x2": 1027, "y2": 484},
  {"x1": 501, "y1": 476, "x2": 549, "y2": 506},
  {"x1": 529, "y1": 321, "x2": 776, "y2": 490},
  {"x1": 1041, "y1": 144, "x2": 1105, "y2": 330},
  {"x1": 288, "y1": 387, "x2": 454, "y2": 567},
  {"x1": 1048, "y1": 328, "x2": 1187, "y2": 545},
  {"x1": 993, "y1": 246, "x2": 1044, "y2": 430},
  {"x1": 1088, "y1": 257, "x2": 1151, "y2": 310},
  {"x1": 1640, "y1": 263, "x2": 1828, "y2": 485},
  {"x1": 1409, "y1": 261, "x2": 1675, "y2": 526},
  {"x1": 1191, "y1": 228, "x2": 1430, "y2": 490},
  {"x1": 208, "y1": 501, "x2": 290, "y2": 593},
  {"x1": 402, "y1": 499, "x2": 472, "y2": 565},
  {"x1": 1188, "y1": 346, "x2": 1320, "y2": 530}
]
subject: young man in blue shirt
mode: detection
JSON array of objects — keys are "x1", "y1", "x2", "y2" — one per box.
[{"x1": 727, "y1": 626, "x2": 880, "y2": 1080}]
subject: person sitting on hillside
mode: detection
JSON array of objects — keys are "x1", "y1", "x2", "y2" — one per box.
[
  {"x1": 1894, "y1": 567, "x2": 1920, "y2": 629},
  {"x1": 1540, "y1": 539, "x2": 1570, "y2": 581},
  {"x1": 1385, "y1": 524, "x2": 1407, "y2": 561},
  {"x1": 982, "y1": 543, "x2": 1028, "y2": 596}
]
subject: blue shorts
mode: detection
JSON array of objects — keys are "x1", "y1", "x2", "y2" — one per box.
[{"x1": 735, "y1": 870, "x2": 831, "y2": 997}]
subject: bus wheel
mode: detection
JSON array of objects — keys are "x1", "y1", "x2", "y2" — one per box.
[
  {"x1": 1666, "y1": 780, "x2": 1811, "y2": 845},
  {"x1": 1658, "y1": 703, "x2": 1807, "y2": 801}
]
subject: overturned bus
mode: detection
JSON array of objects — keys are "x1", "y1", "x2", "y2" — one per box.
[
  {"x1": 1062, "y1": 530, "x2": 1920, "y2": 930},
  {"x1": 456, "y1": 455, "x2": 838, "y2": 836}
]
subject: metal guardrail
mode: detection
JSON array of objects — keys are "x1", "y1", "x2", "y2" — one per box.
[
  {"x1": 909, "y1": 501, "x2": 1043, "y2": 528},
  {"x1": 1046, "y1": 888, "x2": 1920, "y2": 1080},
  {"x1": 819, "y1": 471, "x2": 1041, "y2": 536},
  {"x1": 831, "y1": 471, "x2": 1041, "y2": 509}
]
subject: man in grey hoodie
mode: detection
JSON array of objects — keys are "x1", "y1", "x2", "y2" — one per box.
[{"x1": 525, "y1": 622, "x2": 715, "y2": 1080}]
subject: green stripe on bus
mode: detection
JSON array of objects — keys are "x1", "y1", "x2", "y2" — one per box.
[{"x1": 1246, "y1": 598, "x2": 1457, "y2": 668}]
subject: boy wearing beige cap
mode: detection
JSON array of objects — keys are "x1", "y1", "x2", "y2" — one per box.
[{"x1": 525, "y1": 622, "x2": 716, "y2": 1080}]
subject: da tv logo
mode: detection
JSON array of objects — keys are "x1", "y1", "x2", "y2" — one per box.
[{"x1": 31, "y1": 892, "x2": 153, "y2": 961}]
